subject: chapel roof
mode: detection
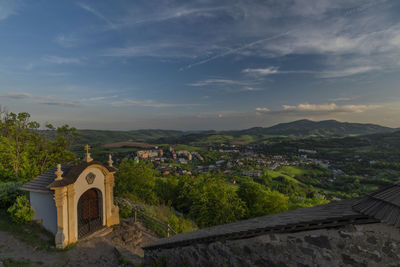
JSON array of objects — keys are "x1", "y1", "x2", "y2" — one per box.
[{"x1": 20, "y1": 161, "x2": 117, "y2": 193}]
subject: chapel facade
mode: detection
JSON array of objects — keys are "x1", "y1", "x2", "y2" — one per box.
[{"x1": 21, "y1": 146, "x2": 120, "y2": 248}]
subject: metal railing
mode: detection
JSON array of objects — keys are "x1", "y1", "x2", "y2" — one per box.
[{"x1": 133, "y1": 207, "x2": 177, "y2": 238}]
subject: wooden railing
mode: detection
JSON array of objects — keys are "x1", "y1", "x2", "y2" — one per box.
[{"x1": 133, "y1": 207, "x2": 177, "y2": 238}]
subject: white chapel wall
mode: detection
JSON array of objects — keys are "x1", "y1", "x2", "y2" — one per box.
[
  {"x1": 73, "y1": 166, "x2": 106, "y2": 238},
  {"x1": 29, "y1": 191, "x2": 57, "y2": 235}
]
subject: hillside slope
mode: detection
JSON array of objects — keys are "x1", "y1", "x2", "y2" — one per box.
[{"x1": 228, "y1": 119, "x2": 395, "y2": 137}]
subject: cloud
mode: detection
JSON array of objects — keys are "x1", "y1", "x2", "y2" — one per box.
[
  {"x1": 0, "y1": 0, "x2": 20, "y2": 21},
  {"x1": 242, "y1": 67, "x2": 279, "y2": 76},
  {"x1": 42, "y1": 55, "x2": 81, "y2": 64},
  {"x1": 5, "y1": 92, "x2": 33, "y2": 99},
  {"x1": 329, "y1": 97, "x2": 354, "y2": 102},
  {"x1": 120, "y1": 6, "x2": 231, "y2": 26},
  {"x1": 188, "y1": 79, "x2": 249, "y2": 87},
  {"x1": 1, "y1": 92, "x2": 81, "y2": 107},
  {"x1": 111, "y1": 99, "x2": 201, "y2": 108},
  {"x1": 77, "y1": 2, "x2": 116, "y2": 29},
  {"x1": 255, "y1": 107, "x2": 270, "y2": 114},
  {"x1": 102, "y1": 42, "x2": 203, "y2": 58},
  {"x1": 282, "y1": 103, "x2": 381, "y2": 113},
  {"x1": 54, "y1": 34, "x2": 78, "y2": 48},
  {"x1": 319, "y1": 66, "x2": 381, "y2": 78}
]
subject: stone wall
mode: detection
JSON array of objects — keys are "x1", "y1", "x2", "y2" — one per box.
[{"x1": 144, "y1": 223, "x2": 400, "y2": 267}]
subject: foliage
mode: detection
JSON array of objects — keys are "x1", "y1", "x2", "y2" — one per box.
[
  {"x1": 7, "y1": 195, "x2": 34, "y2": 224},
  {"x1": 238, "y1": 180, "x2": 288, "y2": 218},
  {"x1": 115, "y1": 159, "x2": 159, "y2": 204},
  {"x1": 0, "y1": 110, "x2": 80, "y2": 182},
  {"x1": 176, "y1": 175, "x2": 246, "y2": 227},
  {"x1": 0, "y1": 182, "x2": 23, "y2": 208}
]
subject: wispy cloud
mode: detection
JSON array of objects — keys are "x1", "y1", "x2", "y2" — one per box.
[
  {"x1": 188, "y1": 79, "x2": 249, "y2": 87},
  {"x1": 42, "y1": 55, "x2": 81, "y2": 64},
  {"x1": 1, "y1": 92, "x2": 81, "y2": 107},
  {"x1": 1, "y1": 92, "x2": 118, "y2": 107},
  {"x1": 255, "y1": 107, "x2": 270, "y2": 114},
  {"x1": 54, "y1": 34, "x2": 78, "y2": 48},
  {"x1": 319, "y1": 66, "x2": 381, "y2": 78},
  {"x1": 77, "y1": 2, "x2": 116, "y2": 29},
  {"x1": 241, "y1": 65, "x2": 380, "y2": 78},
  {"x1": 182, "y1": 31, "x2": 291, "y2": 70},
  {"x1": 282, "y1": 103, "x2": 381, "y2": 113},
  {"x1": 242, "y1": 67, "x2": 279, "y2": 76},
  {"x1": 0, "y1": 0, "x2": 20, "y2": 21},
  {"x1": 111, "y1": 99, "x2": 201, "y2": 108},
  {"x1": 121, "y1": 6, "x2": 230, "y2": 26}
]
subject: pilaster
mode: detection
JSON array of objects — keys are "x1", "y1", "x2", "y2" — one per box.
[
  {"x1": 53, "y1": 186, "x2": 68, "y2": 249},
  {"x1": 67, "y1": 184, "x2": 77, "y2": 243},
  {"x1": 105, "y1": 173, "x2": 119, "y2": 226}
]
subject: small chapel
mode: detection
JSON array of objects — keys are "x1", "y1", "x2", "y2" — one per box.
[{"x1": 20, "y1": 145, "x2": 120, "y2": 248}]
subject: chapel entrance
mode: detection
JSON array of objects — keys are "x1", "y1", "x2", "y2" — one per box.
[{"x1": 78, "y1": 188, "x2": 103, "y2": 238}]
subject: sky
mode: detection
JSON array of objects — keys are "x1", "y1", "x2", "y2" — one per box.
[{"x1": 0, "y1": 0, "x2": 400, "y2": 130}]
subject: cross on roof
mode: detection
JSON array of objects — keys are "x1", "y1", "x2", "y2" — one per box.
[
  {"x1": 83, "y1": 144, "x2": 93, "y2": 163},
  {"x1": 85, "y1": 144, "x2": 91, "y2": 154}
]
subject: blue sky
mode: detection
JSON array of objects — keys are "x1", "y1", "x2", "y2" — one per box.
[{"x1": 1, "y1": 0, "x2": 400, "y2": 130}]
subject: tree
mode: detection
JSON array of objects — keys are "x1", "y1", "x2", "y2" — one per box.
[
  {"x1": 176, "y1": 174, "x2": 246, "y2": 227},
  {"x1": 115, "y1": 159, "x2": 159, "y2": 204},
  {"x1": 238, "y1": 180, "x2": 288, "y2": 218},
  {"x1": 0, "y1": 110, "x2": 80, "y2": 182}
]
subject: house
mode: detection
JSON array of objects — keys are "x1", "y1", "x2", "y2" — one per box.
[{"x1": 20, "y1": 145, "x2": 120, "y2": 249}]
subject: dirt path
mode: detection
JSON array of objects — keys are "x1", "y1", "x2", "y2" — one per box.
[{"x1": 0, "y1": 221, "x2": 159, "y2": 266}]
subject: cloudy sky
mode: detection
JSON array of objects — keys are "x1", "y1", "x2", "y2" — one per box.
[{"x1": 1, "y1": 0, "x2": 400, "y2": 130}]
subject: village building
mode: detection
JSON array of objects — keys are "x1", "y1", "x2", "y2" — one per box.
[{"x1": 20, "y1": 145, "x2": 120, "y2": 249}]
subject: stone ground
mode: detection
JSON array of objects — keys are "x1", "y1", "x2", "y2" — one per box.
[{"x1": 0, "y1": 220, "x2": 158, "y2": 266}]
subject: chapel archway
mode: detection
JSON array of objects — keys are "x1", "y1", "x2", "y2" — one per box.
[{"x1": 77, "y1": 188, "x2": 103, "y2": 238}]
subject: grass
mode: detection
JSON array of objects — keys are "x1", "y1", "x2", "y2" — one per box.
[
  {"x1": 264, "y1": 169, "x2": 303, "y2": 185},
  {"x1": 1, "y1": 258, "x2": 44, "y2": 267},
  {"x1": 0, "y1": 209, "x2": 58, "y2": 252}
]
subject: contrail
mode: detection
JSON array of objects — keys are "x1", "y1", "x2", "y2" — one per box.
[{"x1": 180, "y1": 31, "x2": 291, "y2": 71}]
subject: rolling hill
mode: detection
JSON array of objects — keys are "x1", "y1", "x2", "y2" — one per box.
[{"x1": 228, "y1": 119, "x2": 396, "y2": 137}]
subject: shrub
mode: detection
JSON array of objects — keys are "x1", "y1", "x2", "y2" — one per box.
[
  {"x1": 7, "y1": 195, "x2": 34, "y2": 224},
  {"x1": 0, "y1": 182, "x2": 23, "y2": 209}
]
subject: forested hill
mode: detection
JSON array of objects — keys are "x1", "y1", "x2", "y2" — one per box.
[
  {"x1": 41, "y1": 129, "x2": 186, "y2": 145},
  {"x1": 43, "y1": 119, "x2": 396, "y2": 146},
  {"x1": 224, "y1": 119, "x2": 396, "y2": 137}
]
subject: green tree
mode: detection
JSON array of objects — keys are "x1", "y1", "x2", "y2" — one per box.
[
  {"x1": 115, "y1": 159, "x2": 159, "y2": 204},
  {"x1": 176, "y1": 174, "x2": 246, "y2": 227},
  {"x1": 0, "y1": 110, "x2": 80, "y2": 182},
  {"x1": 238, "y1": 180, "x2": 288, "y2": 218}
]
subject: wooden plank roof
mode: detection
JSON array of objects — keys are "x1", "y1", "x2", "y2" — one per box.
[
  {"x1": 353, "y1": 182, "x2": 400, "y2": 227},
  {"x1": 144, "y1": 198, "x2": 378, "y2": 250},
  {"x1": 20, "y1": 161, "x2": 117, "y2": 193},
  {"x1": 20, "y1": 165, "x2": 72, "y2": 193}
]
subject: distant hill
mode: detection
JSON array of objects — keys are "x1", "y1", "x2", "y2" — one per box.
[
  {"x1": 226, "y1": 119, "x2": 396, "y2": 137},
  {"x1": 42, "y1": 119, "x2": 396, "y2": 148},
  {"x1": 76, "y1": 129, "x2": 185, "y2": 145}
]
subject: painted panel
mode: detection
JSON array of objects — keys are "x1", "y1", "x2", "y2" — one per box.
[{"x1": 29, "y1": 192, "x2": 57, "y2": 235}]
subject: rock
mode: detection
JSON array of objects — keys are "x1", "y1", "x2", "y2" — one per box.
[
  {"x1": 304, "y1": 235, "x2": 331, "y2": 249},
  {"x1": 341, "y1": 254, "x2": 367, "y2": 267},
  {"x1": 367, "y1": 236, "x2": 377, "y2": 245}
]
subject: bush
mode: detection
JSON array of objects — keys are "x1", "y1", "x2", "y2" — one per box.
[
  {"x1": 0, "y1": 182, "x2": 23, "y2": 209},
  {"x1": 7, "y1": 195, "x2": 34, "y2": 224}
]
